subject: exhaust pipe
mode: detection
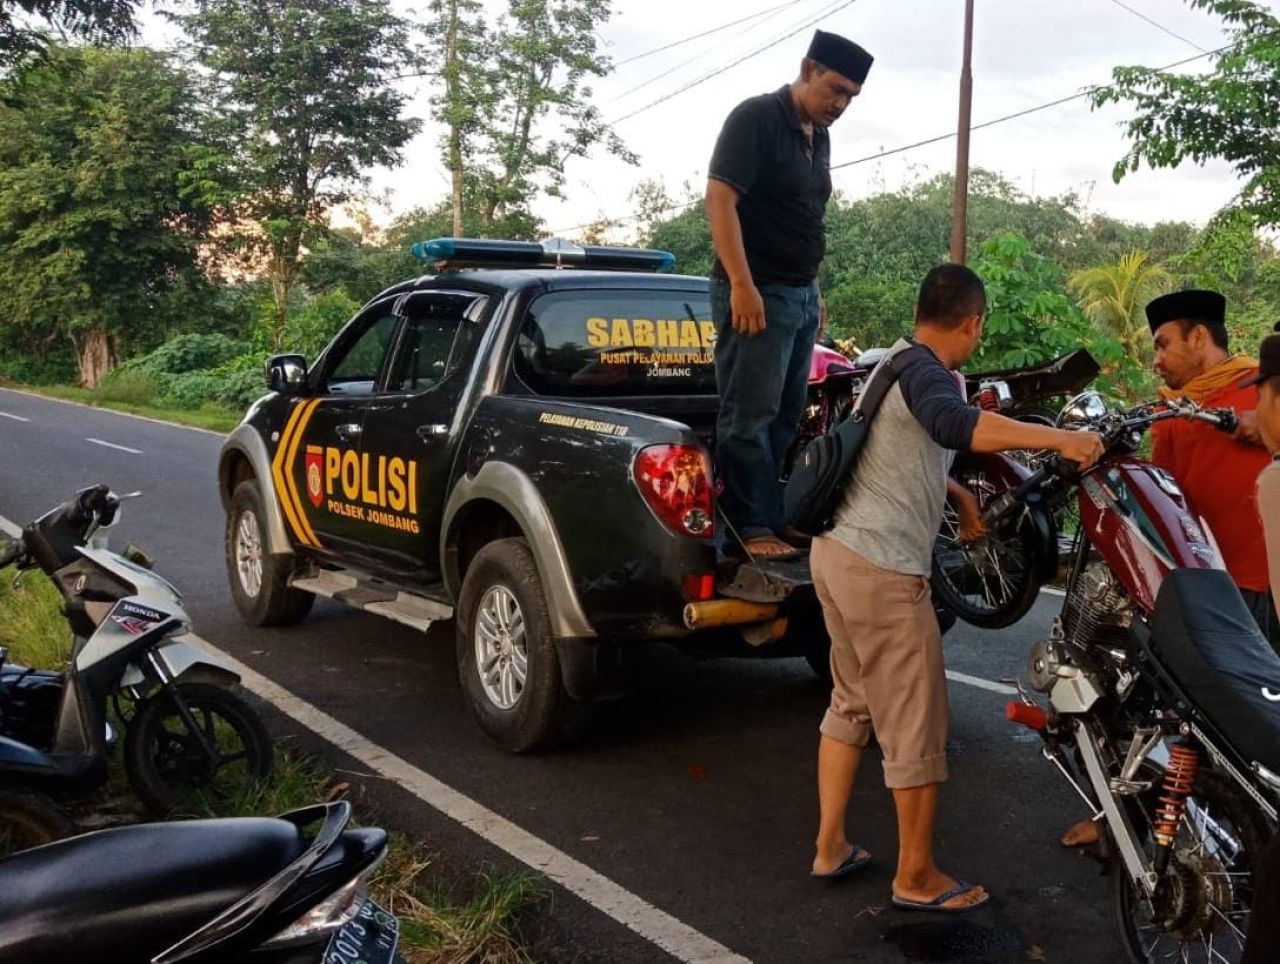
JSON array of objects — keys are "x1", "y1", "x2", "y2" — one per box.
[{"x1": 684, "y1": 598, "x2": 779, "y2": 630}]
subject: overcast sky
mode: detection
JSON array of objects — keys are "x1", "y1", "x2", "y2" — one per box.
[{"x1": 146, "y1": 0, "x2": 1265, "y2": 235}]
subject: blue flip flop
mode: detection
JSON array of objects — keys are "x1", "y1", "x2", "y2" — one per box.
[
  {"x1": 811, "y1": 846, "x2": 872, "y2": 880},
  {"x1": 891, "y1": 880, "x2": 989, "y2": 913}
]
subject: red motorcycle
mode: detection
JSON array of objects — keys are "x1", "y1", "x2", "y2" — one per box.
[{"x1": 946, "y1": 379, "x2": 1280, "y2": 963}]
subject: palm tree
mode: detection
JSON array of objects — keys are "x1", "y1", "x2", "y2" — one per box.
[{"x1": 1068, "y1": 252, "x2": 1174, "y2": 366}]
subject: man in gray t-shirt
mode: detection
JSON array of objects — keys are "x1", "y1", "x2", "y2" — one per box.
[{"x1": 809, "y1": 265, "x2": 1104, "y2": 915}]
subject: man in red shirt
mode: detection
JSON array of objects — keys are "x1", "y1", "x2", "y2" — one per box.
[
  {"x1": 1063, "y1": 289, "x2": 1274, "y2": 850},
  {"x1": 1146, "y1": 289, "x2": 1274, "y2": 638}
]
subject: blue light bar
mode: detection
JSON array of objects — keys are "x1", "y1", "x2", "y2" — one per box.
[{"x1": 410, "y1": 237, "x2": 675, "y2": 273}]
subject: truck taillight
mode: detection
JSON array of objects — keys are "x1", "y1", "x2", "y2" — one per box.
[{"x1": 633, "y1": 445, "x2": 715, "y2": 539}]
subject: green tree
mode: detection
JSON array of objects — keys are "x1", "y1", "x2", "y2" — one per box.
[
  {"x1": 1068, "y1": 251, "x2": 1174, "y2": 365},
  {"x1": 175, "y1": 0, "x2": 420, "y2": 349},
  {"x1": 423, "y1": 0, "x2": 486, "y2": 236},
  {"x1": 969, "y1": 233, "x2": 1149, "y2": 400},
  {"x1": 1092, "y1": 0, "x2": 1280, "y2": 229},
  {"x1": 427, "y1": 0, "x2": 634, "y2": 234},
  {"x1": 1176, "y1": 208, "x2": 1280, "y2": 352},
  {"x1": 0, "y1": 46, "x2": 212, "y2": 386},
  {"x1": 0, "y1": 1, "x2": 139, "y2": 66}
]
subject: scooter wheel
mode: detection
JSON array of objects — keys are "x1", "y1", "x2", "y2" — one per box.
[
  {"x1": 0, "y1": 790, "x2": 77, "y2": 858},
  {"x1": 124, "y1": 682, "x2": 274, "y2": 816}
]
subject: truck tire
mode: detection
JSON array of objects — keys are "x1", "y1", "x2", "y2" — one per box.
[
  {"x1": 456, "y1": 538, "x2": 589, "y2": 752},
  {"x1": 226, "y1": 480, "x2": 314, "y2": 627}
]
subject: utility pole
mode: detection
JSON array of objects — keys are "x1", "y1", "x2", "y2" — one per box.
[
  {"x1": 950, "y1": 0, "x2": 975, "y2": 264},
  {"x1": 445, "y1": 0, "x2": 464, "y2": 237}
]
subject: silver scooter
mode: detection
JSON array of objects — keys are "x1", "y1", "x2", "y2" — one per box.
[{"x1": 0, "y1": 484, "x2": 272, "y2": 813}]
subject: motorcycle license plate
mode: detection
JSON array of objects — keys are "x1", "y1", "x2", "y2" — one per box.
[{"x1": 324, "y1": 898, "x2": 399, "y2": 964}]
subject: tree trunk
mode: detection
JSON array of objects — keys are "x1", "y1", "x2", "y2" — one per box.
[
  {"x1": 445, "y1": 0, "x2": 464, "y2": 237},
  {"x1": 72, "y1": 328, "x2": 118, "y2": 389},
  {"x1": 269, "y1": 235, "x2": 302, "y2": 352}
]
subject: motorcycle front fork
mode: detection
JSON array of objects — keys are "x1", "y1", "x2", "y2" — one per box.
[{"x1": 140, "y1": 650, "x2": 223, "y2": 765}]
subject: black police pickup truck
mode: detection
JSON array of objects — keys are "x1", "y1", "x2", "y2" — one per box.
[{"x1": 219, "y1": 238, "x2": 893, "y2": 751}]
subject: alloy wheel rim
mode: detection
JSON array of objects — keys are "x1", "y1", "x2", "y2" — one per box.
[
  {"x1": 235, "y1": 510, "x2": 263, "y2": 598},
  {"x1": 475, "y1": 584, "x2": 528, "y2": 710}
]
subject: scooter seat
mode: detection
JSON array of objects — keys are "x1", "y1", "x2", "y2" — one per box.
[
  {"x1": 1150, "y1": 568, "x2": 1280, "y2": 776},
  {"x1": 0, "y1": 816, "x2": 304, "y2": 964}
]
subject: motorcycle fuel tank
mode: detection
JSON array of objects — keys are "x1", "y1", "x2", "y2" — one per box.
[{"x1": 1076, "y1": 456, "x2": 1223, "y2": 613}]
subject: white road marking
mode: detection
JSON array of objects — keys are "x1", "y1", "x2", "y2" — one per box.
[
  {"x1": 184, "y1": 639, "x2": 750, "y2": 964},
  {"x1": 945, "y1": 670, "x2": 1018, "y2": 695},
  {"x1": 0, "y1": 411, "x2": 30, "y2": 422},
  {"x1": 0, "y1": 386, "x2": 226, "y2": 438},
  {"x1": 86, "y1": 437, "x2": 143, "y2": 455},
  {"x1": 0, "y1": 516, "x2": 17, "y2": 538}
]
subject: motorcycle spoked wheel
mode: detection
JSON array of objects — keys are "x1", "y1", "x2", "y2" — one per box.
[
  {"x1": 930, "y1": 466, "x2": 1043, "y2": 629},
  {"x1": 124, "y1": 682, "x2": 273, "y2": 816},
  {"x1": 1110, "y1": 766, "x2": 1267, "y2": 964},
  {"x1": 0, "y1": 790, "x2": 77, "y2": 859}
]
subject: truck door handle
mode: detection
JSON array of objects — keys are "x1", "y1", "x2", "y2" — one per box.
[
  {"x1": 335, "y1": 423, "x2": 362, "y2": 442},
  {"x1": 417, "y1": 424, "x2": 448, "y2": 442}
]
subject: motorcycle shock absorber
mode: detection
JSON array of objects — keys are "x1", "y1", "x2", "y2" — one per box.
[{"x1": 1152, "y1": 742, "x2": 1199, "y2": 876}]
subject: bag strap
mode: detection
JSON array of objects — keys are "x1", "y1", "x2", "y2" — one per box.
[{"x1": 850, "y1": 343, "x2": 929, "y2": 424}]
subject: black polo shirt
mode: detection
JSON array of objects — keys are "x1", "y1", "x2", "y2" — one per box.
[{"x1": 708, "y1": 86, "x2": 832, "y2": 287}]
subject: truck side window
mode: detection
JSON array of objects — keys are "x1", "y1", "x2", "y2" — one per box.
[
  {"x1": 514, "y1": 289, "x2": 716, "y2": 397},
  {"x1": 387, "y1": 292, "x2": 488, "y2": 395},
  {"x1": 327, "y1": 312, "x2": 399, "y2": 396}
]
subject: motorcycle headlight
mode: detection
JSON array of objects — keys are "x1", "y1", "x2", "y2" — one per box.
[{"x1": 1057, "y1": 390, "x2": 1109, "y2": 430}]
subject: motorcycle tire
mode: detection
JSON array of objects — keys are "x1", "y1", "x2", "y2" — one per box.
[
  {"x1": 930, "y1": 509, "x2": 1044, "y2": 630},
  {"x1": 1109, "y1": 765, "x2": 1268, "y2": 964},
  {"x1": 0, "y1": 789, "x2": 77, "y2": 858},
  {"x1": 124, "y1": 682, "x2": 274, "y2": 816}
]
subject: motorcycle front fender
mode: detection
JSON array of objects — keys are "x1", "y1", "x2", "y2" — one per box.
[{"x1": 119, "y1": 636, "x2": 241, "y2": 690}]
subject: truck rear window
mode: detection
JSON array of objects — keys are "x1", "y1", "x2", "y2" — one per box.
[{"x1": 513, "y1": 288, "x2": 717, "y2": 397}]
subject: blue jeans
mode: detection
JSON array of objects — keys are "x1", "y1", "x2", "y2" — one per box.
[{"x1": 711, "y1": 276, "x2": 820, "y2": 541}]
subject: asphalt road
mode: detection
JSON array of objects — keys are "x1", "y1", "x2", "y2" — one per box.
[{"x1": 0, "y1": 387, "x2": 1124, "y2": 964}]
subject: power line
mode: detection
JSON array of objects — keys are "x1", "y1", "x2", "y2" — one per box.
[
  {"x1": 614, "y1": 1, "x2": 805, "y2": 67},
  {"x1": 609, "y1": 0, "x2": 859, "y2": 125},
  {"x1": 1105, "y1": 0, "x2": 1207, "y2": 53},
  {"x1": 551, "y1": 37, "x2": 1247, "y2": 234},
  {"x1": 829, "y1": 42, "x2": 1230, "y2": 173},
  {"x1": 606, "y1": 0, "x2": 809, "y2": 106}
]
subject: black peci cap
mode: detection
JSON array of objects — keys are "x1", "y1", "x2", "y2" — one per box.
[
  {"x1": 1145, "y1": 289, "x2": 1227, "y2": 335},
  {"x1": 807, "y1": 30, "x2": 874, "y2": 85}
]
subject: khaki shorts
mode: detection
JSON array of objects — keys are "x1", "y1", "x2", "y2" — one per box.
[{"x1": 811, "y1": 536, "x2": 949, "y2": 789}]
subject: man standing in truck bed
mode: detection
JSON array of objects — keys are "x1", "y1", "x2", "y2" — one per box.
[{"x1": 705, "y1": 29, "x2": 873, "y2": 560}]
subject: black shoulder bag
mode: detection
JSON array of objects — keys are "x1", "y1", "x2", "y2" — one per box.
[{"x1": 783, "y1": 346, "x2": 925, "y2": 537}]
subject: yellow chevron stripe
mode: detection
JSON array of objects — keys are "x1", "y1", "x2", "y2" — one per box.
[
  {"x1": 270, "y1": 400, "x2": 312, "y2": 548},
  {"x1": 282, "y1": 399, "x2": 323, "y2": 548}
]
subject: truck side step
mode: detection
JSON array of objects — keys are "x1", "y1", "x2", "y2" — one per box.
[{"x1": 289, "y1": 568, "x2": 454, "y2": 633}]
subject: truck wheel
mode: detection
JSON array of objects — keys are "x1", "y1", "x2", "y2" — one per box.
[
  {"x1": 226, "y1": 480, "x2": 314, "y2": 627},
  {"x1": 456, "y1": 538, "x2": 589, "y2": 752}
]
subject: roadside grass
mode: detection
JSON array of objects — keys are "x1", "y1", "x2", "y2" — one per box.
[
  {"x1": 0, "y1": 560, "x2": 540, "y2": 963},
  {"x1": 0, "y1": 378, "x2": 241, "y2": 434}
]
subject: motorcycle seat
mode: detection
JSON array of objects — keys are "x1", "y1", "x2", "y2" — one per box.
[
  {"x1": 1151, "y1": 568, "x2": 1280, "y2": 775},
  {"x1": 0, "y1": 816, "x2": 304, "y2": 964}
]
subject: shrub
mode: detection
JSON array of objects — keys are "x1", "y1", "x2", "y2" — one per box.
[
  {"x1": 122, "y1": 333, "x2": 249, "y2": 377},
  {"x1": 95, "y1": 369, "x2": 162, "y2": 406}
]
